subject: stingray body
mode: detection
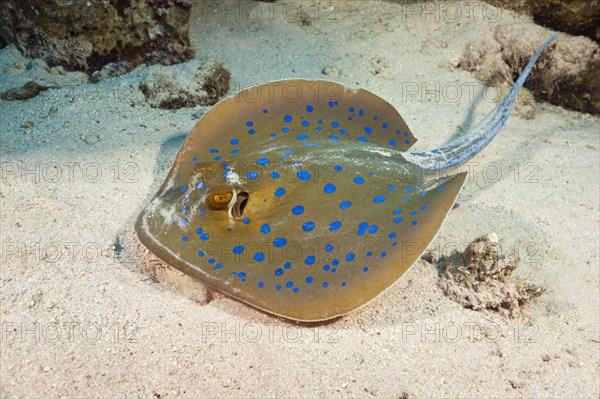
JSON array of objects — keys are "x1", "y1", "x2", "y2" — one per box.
[{"x1": 136, "y1": 34, "x2": 556, "y2": 321}]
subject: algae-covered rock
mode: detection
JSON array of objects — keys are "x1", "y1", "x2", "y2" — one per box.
[
  {"x1": 459, "y1": 24, "x2": 600, "y2": 115},
  {"x1": 483, "y1": 0, "x2": 600, "y2": 43},
  {"x1": 0, "y1": 0, "x2": 195, "y2": 73},
  {"x1": 139, "y1": 60, "x2": 231, "y2": 109},
  {"x1": 437, "y1": 233, "x2": 546, "y2": 318},
  {"x1": 89, "y1": 61, "x2": 135, "y2": 83},
  {"x1": 0, "y1": 44, "x2": 88, "y2": 101}
]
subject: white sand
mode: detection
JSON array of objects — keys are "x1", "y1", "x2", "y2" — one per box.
[{"x1": 1, "y1": 1, "x2": 598, "y2": 397}]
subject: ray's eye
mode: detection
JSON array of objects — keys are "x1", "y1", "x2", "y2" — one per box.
[
  {"x1": 205, "y1": 186, "x2": 233, "y2": 210},
  {"x1": 204, "y1": 186, "x2": 249, "y2": 218},
  {"x1": 213, "y1": 192, "x2": 232, "y2": 205}
]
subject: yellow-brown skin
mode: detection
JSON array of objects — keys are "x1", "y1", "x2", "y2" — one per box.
[{"x1": 135, "y1": 80, "x2": 466, "y2": 322}]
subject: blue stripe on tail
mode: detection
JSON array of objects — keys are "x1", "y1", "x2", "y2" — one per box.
[{"x1": 403, "y1": 32, "x2": 558, "y2": 171}]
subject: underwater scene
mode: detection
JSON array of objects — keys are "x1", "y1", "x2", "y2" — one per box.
[{"x1": 1, "y1": 0, "x2": 598, "y2": 397}]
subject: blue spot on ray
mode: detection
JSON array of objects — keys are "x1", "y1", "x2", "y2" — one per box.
[
  {"x1": 233, "y1": 245, "x2": 244, "y2": 254},
  {"x1": 273, "y1": 237, "x2": 287, "y2": 248},
  {"x1": 324, "y1": 183, "x2": 337, "y2": 193},
  {"x1": 340, "y1": 201, "x2": 352, "y2": 209},
  {"x1": 357, "y1": 222, "x2": 368, "y2": 236},
  {"x1": 297, "y1": 171, "x2": 311, "y2": 181},
  {"x1": 292, "y1": 206, "x2": 304, "y2": 215},
  {"x1": 373, "y1": 195, "x2": 387, "y2": 203},
  {"x1": 329, "y1": 221, "x2": 342, "y2": 231},
  {"x1": 302, "y1": 221, "x2": 315, "y2": 232}
]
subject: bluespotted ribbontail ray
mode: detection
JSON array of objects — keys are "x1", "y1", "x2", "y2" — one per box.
[{"x1": 136, "y1": 33, "x2": 557, "y2": 321}]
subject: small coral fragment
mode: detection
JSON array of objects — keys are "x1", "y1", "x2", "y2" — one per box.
[{"x1": 437, "y1": 233, "x2": 546, "y2": 317}]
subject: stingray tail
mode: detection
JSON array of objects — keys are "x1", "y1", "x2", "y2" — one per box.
[{"x1": 403, "y1": 32, "x2": 558, "y2": 171}]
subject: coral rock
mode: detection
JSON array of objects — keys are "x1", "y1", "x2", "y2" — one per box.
[
  {"x1": 459, "y1": 24, "x2": 600, "y2": 115},
  {"x1": 483, "y1": 0, "x2": 600, "y2": 43},
  {"x1": 0, "y1": 0, "x2": 195, "y2": 73},
  {"x1": 139, "y1": 60, "x2": 231, "y2": 109},
  {"x1": 437, "y1": 233, "x2": 546, "y2": 317}
]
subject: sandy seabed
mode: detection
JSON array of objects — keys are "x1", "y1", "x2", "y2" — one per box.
[{"x1": 1, "y1": 1, "x2": 599, "y2": 397}]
